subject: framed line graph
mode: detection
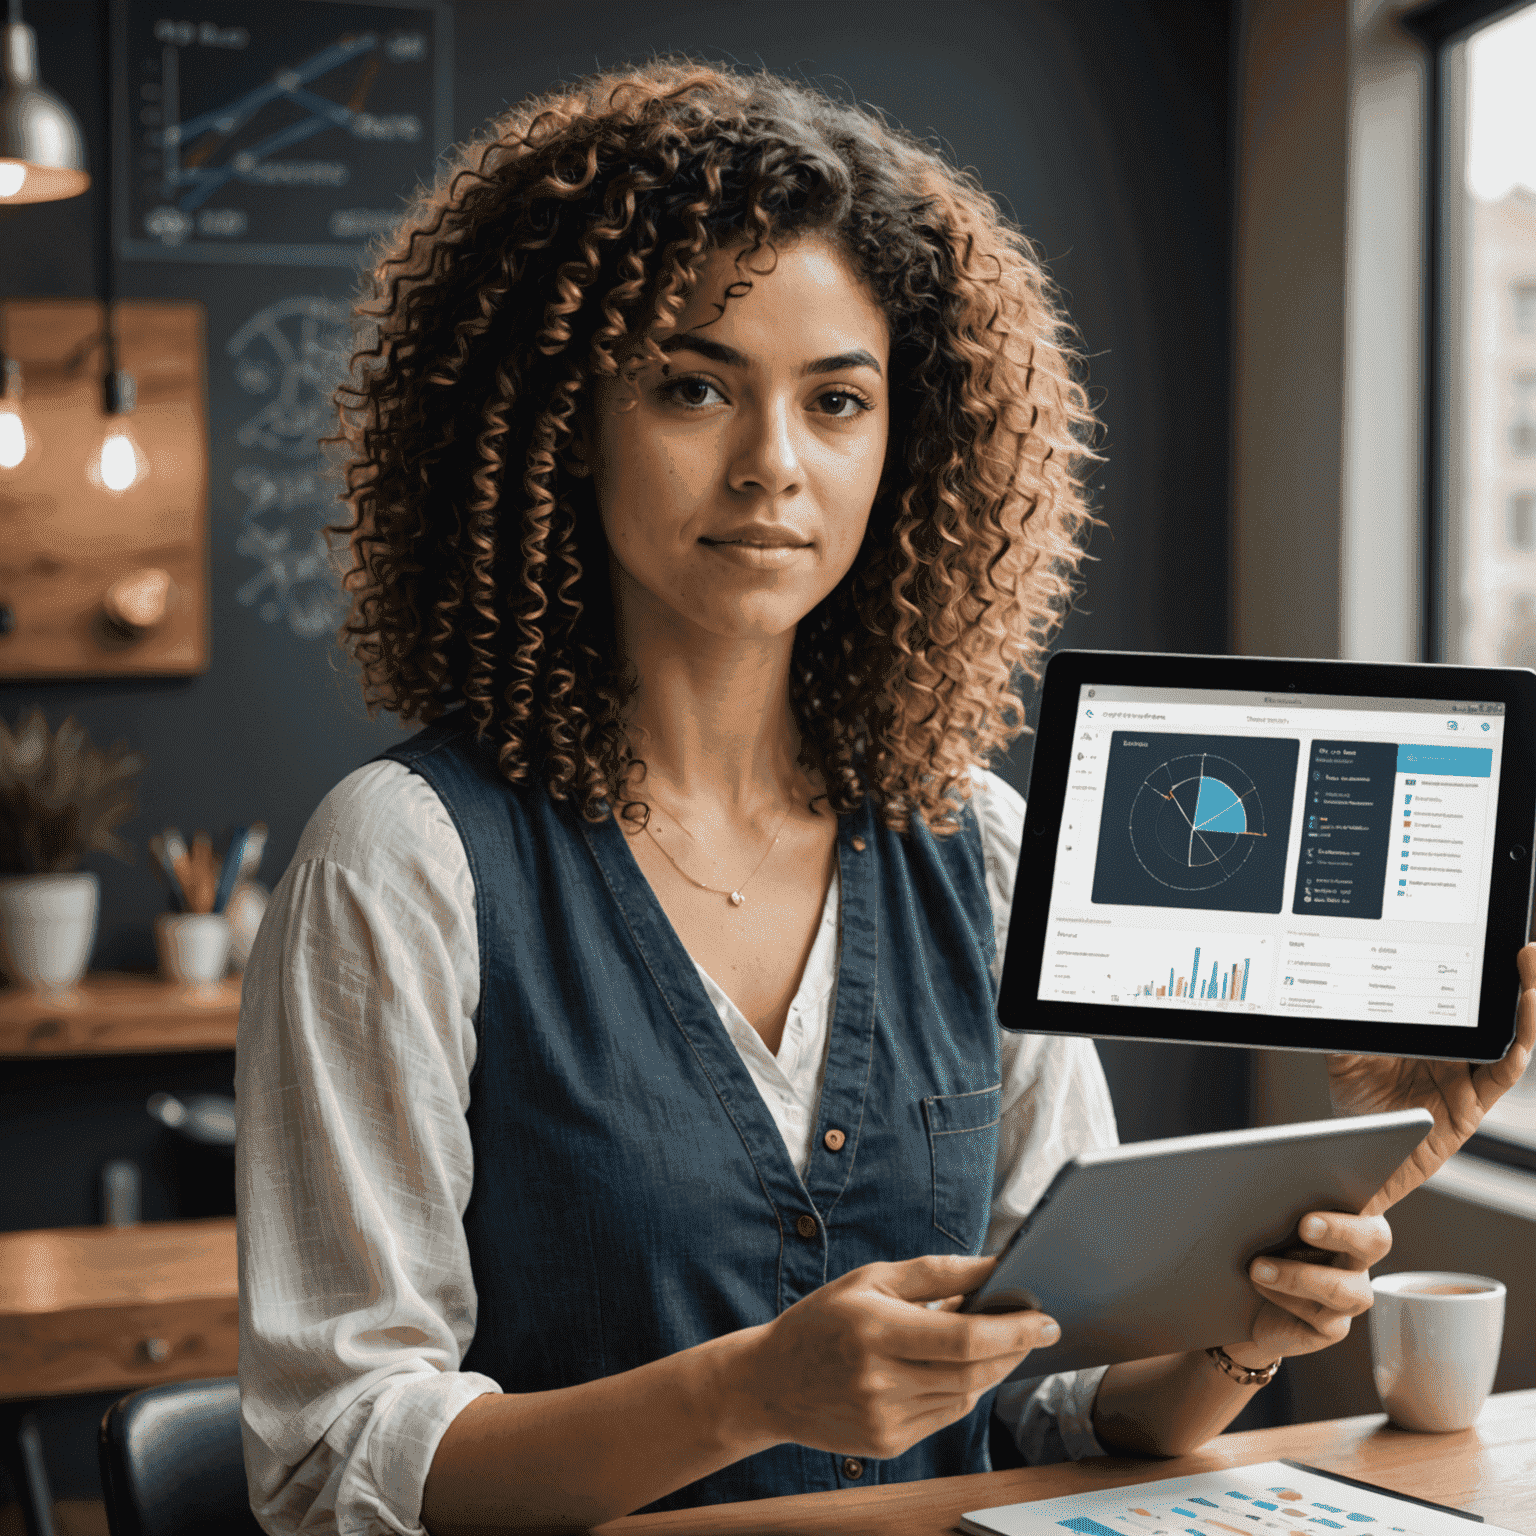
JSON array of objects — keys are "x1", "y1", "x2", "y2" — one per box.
[{"x1": 113, "y1": 0, "x2": 452, "y2": 268}]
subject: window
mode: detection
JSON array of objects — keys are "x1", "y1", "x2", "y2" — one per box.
[
  {"x1": 1415, "y1": 0, "x2": 1536, "y2": 1163},
  {"x1": 1429, "y1": 2, "x2": 1536, "y2": 668}
]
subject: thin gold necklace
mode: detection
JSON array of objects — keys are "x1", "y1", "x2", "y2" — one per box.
[{"x1": 644, "y1": 802, "x2": 793, "y2": 907}]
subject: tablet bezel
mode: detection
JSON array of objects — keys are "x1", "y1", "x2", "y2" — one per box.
[{"x1": 999, "y1": 650, "x2": 1536, "y2": 1062}]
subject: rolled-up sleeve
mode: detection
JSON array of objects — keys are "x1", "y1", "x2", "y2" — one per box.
[
  {"x1": 971, "y1": 768, "x2": 1121, "y2": 1464},
  {"x1": 235, "y1": 762, "x2": 499, "y2": 1535}
]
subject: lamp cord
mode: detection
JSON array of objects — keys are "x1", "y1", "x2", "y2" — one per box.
[
  {"x1": 8, "y1": 1, "x2": 22, "y2": 30},
  {"x1": 96, "y1": 0, "x2": 118, "y2": 408}
]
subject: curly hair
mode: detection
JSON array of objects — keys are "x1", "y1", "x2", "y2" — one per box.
[{"x1": 327, "y1": 55, "x2": 1100, "y2": 834}]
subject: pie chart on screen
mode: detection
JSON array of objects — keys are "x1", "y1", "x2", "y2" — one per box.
[{"x1": 1128, "y1": 751, "x2": 1267, "y2": 892}]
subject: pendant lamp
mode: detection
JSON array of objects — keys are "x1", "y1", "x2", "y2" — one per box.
[
  {"x1": 88, "y1": 0, "x2": 144, "y2": 493},
  {"x1": 0, "y1": 0, "x2": 90, "y2": 204}
]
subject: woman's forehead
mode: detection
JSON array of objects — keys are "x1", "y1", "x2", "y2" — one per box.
[{"x1": 651, "y1": 236, "x2": 889, "y2": 358}]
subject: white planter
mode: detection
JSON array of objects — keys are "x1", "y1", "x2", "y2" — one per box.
[
  {"x1": 154, "y1": 911, "x2": 232, "y2": 986},
  {"x1": 0, "y1": 871, "x2": 100, "y2": 993}
]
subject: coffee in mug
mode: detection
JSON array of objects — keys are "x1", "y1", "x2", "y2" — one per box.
[{"x1": 1369, "y1": 1271, "x2": 1506, "y2": 1432}]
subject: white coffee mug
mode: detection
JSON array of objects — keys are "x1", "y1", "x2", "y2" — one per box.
[{"x1": 1369, "y1": 1270, "x2": 1505, "y2": 1432}]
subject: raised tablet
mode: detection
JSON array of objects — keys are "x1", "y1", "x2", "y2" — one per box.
[{"x1": 999, "y1": 650, "x2": 1536, "y2": 1062}]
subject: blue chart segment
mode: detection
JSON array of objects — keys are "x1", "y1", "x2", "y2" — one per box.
[
  {"x1": 1194, "y1": 776, "x2": 1248, "y2": 836},
  {"x1": 1132, "y1": 752, "x2": 1266, "y2": 892}
]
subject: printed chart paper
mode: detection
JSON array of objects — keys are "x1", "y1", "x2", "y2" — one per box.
[{"x1": 960, "y1": 1460, "x2": 1515, "y2": 1536}]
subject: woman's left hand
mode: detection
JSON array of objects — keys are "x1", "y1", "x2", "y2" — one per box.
[
  {"x1": 1226, "y1": 1210, "x2": 1393, "y2": 1364},
  {"x1": 1324, "y1": 944, "x2": 1536, "y2": 1217}
]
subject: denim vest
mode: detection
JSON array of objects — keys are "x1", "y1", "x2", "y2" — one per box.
[{"x1": 369, "y1": 713, "x2": 1005, "y2": 1512}]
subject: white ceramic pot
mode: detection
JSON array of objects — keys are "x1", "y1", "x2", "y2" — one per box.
[
  {"x1": 0, "y1": 871, "x2": 100, "y2": 992},
  {"x1": 154, "y1": 912, "x2": 232, "y2": 986}
]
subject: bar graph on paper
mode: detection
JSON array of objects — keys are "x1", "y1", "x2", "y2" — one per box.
[{"x1": 1044, "y1": 928, "x2": 1275, "y2": 1010}]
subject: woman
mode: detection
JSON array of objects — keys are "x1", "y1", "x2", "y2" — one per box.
[{"x1": 235, "y1": 57, "x2": 1535, "y2": 1536}]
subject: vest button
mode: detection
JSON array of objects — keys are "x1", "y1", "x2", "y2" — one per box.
[
  {"x1": 796, "y1": 1214, "x2": 818, "y2": 1239},
  {"x1": 823, "y1": 1128, "x2": 845, "y2": 1152},
  {"x1": 843, "y1": 1457, "x2": 864, "y2": 1479},
  {"x1": 850, "y1": 836, "x2": 866, "y2": 852}
]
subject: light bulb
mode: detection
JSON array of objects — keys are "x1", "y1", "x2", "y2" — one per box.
[
  {"x1": 0, "y1": 407, "x2": 26, "y2": 469},
  {"x1": 0, "y1": 162, "x2": 26, "y2": 199},
  {"x1": 91, "y1": 423, "x2": 147, "y2": 492}
]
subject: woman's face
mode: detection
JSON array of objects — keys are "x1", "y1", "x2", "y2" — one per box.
[{"x1": 579, "y1": 233, "x2": 892, "y2": 648}]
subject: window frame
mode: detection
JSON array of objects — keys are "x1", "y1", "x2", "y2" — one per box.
[{"x1": 1401, "y1": 0, "x2": 1536, "y2": 1172}]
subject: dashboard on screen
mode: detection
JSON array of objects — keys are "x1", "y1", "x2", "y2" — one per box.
[{"x1": 1037, "y1": 684, "x2": 1506, "y2": 1029}]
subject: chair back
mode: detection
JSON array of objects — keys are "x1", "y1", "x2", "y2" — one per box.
[{"x1": 98, "y1": 1376, "x2": 265, "y2": 1536}]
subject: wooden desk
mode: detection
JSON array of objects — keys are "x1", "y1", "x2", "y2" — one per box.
[
  {"x1": 0, "y1": 1217, "x2": 239, "y2": 1536},
  {"x1": 0, "y1": 1217, "x2": 238, "y2": 1400},
  {"x1": 594, "y1": 1388, "x2": 1536, "y2": 1535}
]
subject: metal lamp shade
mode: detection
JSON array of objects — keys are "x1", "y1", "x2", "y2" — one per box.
[{"x1": 0, "y1": 21, "x2": 90, "y2": 204}]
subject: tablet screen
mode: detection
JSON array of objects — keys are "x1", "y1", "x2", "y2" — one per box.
[{"x1": 1038, "y1": 683, "x2": 1507, "y2": 1030}]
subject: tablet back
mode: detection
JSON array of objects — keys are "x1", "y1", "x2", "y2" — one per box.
[{"x1": 969, "y1": 1108, "x2": 1433, "y2": 1378}]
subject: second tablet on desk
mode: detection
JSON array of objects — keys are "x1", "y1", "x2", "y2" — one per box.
[{"x1": 1000, "y1": 650, "x2": 1536, "y2": 1062}]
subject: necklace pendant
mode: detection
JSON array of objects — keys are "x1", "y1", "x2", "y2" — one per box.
[{"x1": 729, "y1": 890, "x2": 744, "y2": 906}]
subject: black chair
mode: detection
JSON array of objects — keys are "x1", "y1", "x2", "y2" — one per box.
[{"x1": 98, "y1": 1376, "x2": 265, "y2": 1536}]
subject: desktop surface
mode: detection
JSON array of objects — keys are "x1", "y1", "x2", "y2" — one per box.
[{"x1": 591, "y1": 1388, "x2": 1536, "y2": 1536}]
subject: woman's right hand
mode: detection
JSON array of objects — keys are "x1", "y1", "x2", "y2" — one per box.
[{"x1": 734, "y1": 1253, "x2": 1059, "y2": 1461}]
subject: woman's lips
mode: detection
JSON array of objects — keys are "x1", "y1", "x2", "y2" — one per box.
[{"x1": 700, "y1": 538, "x2": 812, "y2": 568}]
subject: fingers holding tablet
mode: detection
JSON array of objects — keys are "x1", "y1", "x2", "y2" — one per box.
[
  {"x1": 1480, "y1": 941, "x2": 1536, "y2": 1099},
  {"x1": 1238, "y1": 1210, "x2": 1392, "y2": 1360}
]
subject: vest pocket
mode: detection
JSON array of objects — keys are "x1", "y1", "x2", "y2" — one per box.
[{"x1": 922, "y1": 1083, "x2": 1002, "y2": 1252}]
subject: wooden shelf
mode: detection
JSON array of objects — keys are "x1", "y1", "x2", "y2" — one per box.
[
  {"x1": 0, "y1": 1217, "x2": 237, "y2": 1401},
  {"x1": 0, "y1": 972, "x2": 240, "y2": 1058}
]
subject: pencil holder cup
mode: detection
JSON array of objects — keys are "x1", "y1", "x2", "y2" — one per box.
[{"x1": 154, "y1": 912, "x2": 231, "y2": 986}]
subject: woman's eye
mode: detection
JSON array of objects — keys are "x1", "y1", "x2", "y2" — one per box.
[
  {"x1": 816, "y1": 389, "x2": 872, "y2": 418},
  {"x1": 660, "y1": 376, "x2": 725, "y2": 409}
]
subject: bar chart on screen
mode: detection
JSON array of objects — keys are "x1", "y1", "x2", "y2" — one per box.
[{"x1": 1041, "y1": 924, "x2": 1275, "y2": 1009}]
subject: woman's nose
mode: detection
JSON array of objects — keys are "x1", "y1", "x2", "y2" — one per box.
[{"x1": 729, "y1": 397, "x2": 803, "y2": 496}]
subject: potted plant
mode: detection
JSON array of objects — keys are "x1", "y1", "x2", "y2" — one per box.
[{"x1": 0, "y1": 707, "x2": 146, "y2": 994}]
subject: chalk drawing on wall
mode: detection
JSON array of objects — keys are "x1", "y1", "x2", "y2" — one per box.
[
  {"x1": 228, "y1": 295, "x2": 354, "y2": 455},
  {"x1": 116, "y1": 0, "x2": 452, "y2": 268},
  {"x1": 227, "y1": 295, "x2": 355, "y2": 639}
]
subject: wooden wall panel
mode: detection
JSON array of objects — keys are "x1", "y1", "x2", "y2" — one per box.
[{"x1": 0, "y1": 299, "x2": 208, "y2": 676}]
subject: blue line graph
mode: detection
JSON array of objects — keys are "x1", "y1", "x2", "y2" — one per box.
[{"x1": 118, "y1": 1, "x2": 450, "y2": 267}]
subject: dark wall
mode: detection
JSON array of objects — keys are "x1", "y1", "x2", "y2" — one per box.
[{"x1": 0, "y1": 0, "x2": 1251, "y2": 1503}]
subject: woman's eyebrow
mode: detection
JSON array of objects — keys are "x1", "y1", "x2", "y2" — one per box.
[{"x1": 656, "y1": 333, "x2": 883, "y2": 378}]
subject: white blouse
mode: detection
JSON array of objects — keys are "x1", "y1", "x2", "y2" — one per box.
[{"x1": 234, "y1": 760, "x2": 1121, "y2": 1536}]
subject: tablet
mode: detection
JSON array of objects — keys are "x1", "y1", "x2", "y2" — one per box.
[
  {"x1": 960, "y1": 1107, "x2": 1433, "y2": 1378},
  {"x1": 998, "y1": 650, "x2": 1536, "y2": 1062}
]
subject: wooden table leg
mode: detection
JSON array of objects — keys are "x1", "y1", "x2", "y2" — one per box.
[{"x1": 0, "y1": 1406, "x2": 58, "y2": 1536}]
